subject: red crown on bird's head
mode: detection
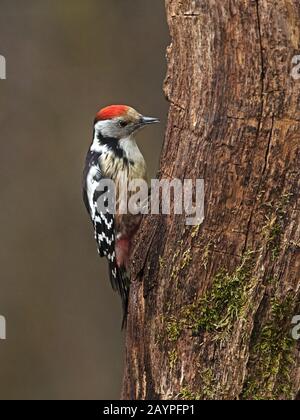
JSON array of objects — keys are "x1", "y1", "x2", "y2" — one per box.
[{"x1": 95, "y1": 105, "x2": 130, "y2": 122}]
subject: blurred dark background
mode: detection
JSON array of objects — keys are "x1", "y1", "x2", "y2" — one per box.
[{"x1": 0, "y1": 0, "x2": 169, "y2": 399}]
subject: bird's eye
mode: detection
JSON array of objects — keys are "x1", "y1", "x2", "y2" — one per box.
[{"x1": 119, "y1": 120, "x2": 128, "y2": 128}]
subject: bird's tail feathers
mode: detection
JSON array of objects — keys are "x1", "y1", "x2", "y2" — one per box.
[{"x1": 109, "y1": 262, "x2": 130, "y2": 329}]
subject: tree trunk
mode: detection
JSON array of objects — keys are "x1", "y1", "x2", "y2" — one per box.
[{"x1": 122, "y1": 0, "x2": 300, "y2": 400}]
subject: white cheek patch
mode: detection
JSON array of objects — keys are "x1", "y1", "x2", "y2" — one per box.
[
  {"x1": 119, "y1": 137, "x2": 145, "y2": 163},
  {"x1": 94, "y1": 120, "x2": 122, "y2": 139}
]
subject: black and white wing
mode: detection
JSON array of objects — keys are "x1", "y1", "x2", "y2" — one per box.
[
  {"x1": 83, "y1": 152, "x2": 129, "y2": 324},
  {"x1": 92, "y1": 188, "x2": 129, "y2": 324}
]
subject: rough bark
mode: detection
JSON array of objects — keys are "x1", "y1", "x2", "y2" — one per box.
[{"x1": 122, "y1": 0, "x2": 300, "y2": 400}]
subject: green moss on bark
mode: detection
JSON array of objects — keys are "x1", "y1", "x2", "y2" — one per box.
[{"x1": 242, "y1": 296, "x2": 296, "y2": 400}]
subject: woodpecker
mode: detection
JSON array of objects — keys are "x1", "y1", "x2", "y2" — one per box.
[{"x1": 83, "y1": 105, "x2": 159, "y2": 326}]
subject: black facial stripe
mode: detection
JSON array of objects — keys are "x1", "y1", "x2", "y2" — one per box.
[{"x1": 96, "y1": 132, "x2": 124, "y2": 159}]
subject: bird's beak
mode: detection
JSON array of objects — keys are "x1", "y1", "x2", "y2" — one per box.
[{"x1": 141, "y1": 116, "x2": 160, "y2": 125}]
